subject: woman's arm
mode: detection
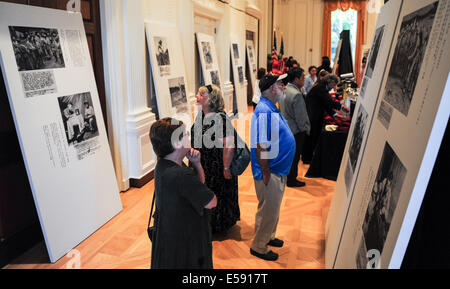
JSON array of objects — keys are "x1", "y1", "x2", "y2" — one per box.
[
  {"x1": 223, "y1": 136, "x2": 234, "y2": 180},
  {"x1": 187, "y1": 149, "x2": 206, "y2": 184},
  {"x1": 204, "y1": 194, "x2": 217, "y2": 209}
]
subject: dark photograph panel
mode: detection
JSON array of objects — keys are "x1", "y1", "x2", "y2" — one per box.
[
  {"x1": 9, "y1": 26, "x2": 65, "y2": 71},
  {"x1": 238, "y1": 66, "x2": 244, "y2": 83},
  {"x1": 233, "y1": 43, "x2": 239, "y2": 59},
  {"x1": 345, "y1": 106, "x2": 369, "y2": 195},
  {"x1": 210, "y1": 70, "x2": 221, "y2": 88},
  {"x1": 362, "y1": 142, "x2": 407, "y2": 255},
  {"x1": 383, "y1": 2, "x2": 438, "y2": 117},
  {"x1": 201, "y1": 41, "x2": 213, "y2": 69},
  {"x1": 359, "y1": 77, "x2": 369, "y2": 99},
  {"x1": 366, "y1": 26, "x2": 385, "y2": 79},
  {"x1": 58, "y1": 92, "x2": 99, "y2": 146}
]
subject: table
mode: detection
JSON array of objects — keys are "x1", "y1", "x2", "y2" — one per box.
[{"x1": 305, "y1": 129, "x2": 349, "y2": 181}]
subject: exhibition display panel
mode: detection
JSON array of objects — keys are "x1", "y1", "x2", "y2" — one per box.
[
  {"x1": 146, "y1": 21, "x2": 193, "y2": 122},
  {"x1": 230, "y1": 36, "x2": 248, "y2": 115},
  {"x1": 0, "y1": 3, "x2": 122, "y2": 263},
  {"x1": 195, "y1": 32, "x2": 231, "y2": 114},
  {"x1": 326, "y1": 0, "x2": 450, "y2": 269}
]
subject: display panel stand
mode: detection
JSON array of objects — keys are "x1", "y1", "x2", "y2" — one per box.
[
  {"x1": 326, "y1": 0, "x2": 450, "y2": 269},
  {"x1": 0, "y1": 3, "x2": 122, "y2": 263}
]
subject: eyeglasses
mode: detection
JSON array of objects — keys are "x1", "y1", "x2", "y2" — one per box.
[{"x1": 206, "y1": 85, "x2": 213, "y2": 94}]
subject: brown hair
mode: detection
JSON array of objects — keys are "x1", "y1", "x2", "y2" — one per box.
[{"x1": 150, "y1": 118, "x2": 185, "y2": 158}]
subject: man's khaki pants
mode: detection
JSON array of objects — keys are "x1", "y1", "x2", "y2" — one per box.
[{"x1": 251, "y1": 173, "x2": 286, "y2": 254}]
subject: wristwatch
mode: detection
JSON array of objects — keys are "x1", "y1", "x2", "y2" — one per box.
[{"x1": 224, "y1": 167, "x2": 230, "y2": 171}]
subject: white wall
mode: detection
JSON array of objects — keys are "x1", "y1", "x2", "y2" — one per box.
[
  {"x1": 273, "y1": 0, "x2": 324, "y2": 69},
  {"x1": 100, "y1": 0, "x2": 270, "y2": 191}
]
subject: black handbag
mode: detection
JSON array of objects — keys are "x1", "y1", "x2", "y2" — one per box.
[
  {"x1": 147, "y1": 191, "x2": 156, "y2": 242},
  {"x1": 222, "y1": 113, "x2": 250, "y2": 176}
]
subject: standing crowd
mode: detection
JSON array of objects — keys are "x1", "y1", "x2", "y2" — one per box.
[{"x1": 149, "y1": 55, "x2": 349, "y2": 269}]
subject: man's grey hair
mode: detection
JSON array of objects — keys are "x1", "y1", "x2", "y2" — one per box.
[{"x1": 322, "y1": 74, "x2": 340, "y2": 86}]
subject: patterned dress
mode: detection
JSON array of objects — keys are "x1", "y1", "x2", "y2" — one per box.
[{"x1": 191, "y1": 110, "x2": 240, "y2": 234}]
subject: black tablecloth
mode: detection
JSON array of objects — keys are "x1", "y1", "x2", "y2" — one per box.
[{"x1": 305, "y1": 129, "x2": 348, "y2": 181}]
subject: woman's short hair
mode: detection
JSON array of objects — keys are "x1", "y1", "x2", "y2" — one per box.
[
  {"x1": 321, "y1": 74, "x2": 340, "y2": 86},
  {"x1": 150, "y1": 118, "x2": 185, "y2": 158},
  {"x1": 199, "y1": 84, "x2": 224, "y2": 113}
]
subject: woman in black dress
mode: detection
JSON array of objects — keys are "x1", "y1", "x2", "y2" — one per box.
[
  {"x1": 305, "y1": 74, "x2": 349, "y2": 159},
  {"x1": 150, "y1": 118, "x2": 217, "y2": 269},
  {"x1": 191, "y1": 84, "x2": 241, "y2": 234}
]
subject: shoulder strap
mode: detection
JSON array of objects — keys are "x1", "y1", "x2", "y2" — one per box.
[{"x1": 148, "y1": 191, "x2": 156, "y2": 228}]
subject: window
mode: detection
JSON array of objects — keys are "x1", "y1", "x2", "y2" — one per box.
[{"x1": 330, "y1": 8, "x2": 358, "y2": 65}]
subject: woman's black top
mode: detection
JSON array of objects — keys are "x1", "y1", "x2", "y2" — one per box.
[{"x1": 151, "y1": 159, "x2": 215, "y2": 269}]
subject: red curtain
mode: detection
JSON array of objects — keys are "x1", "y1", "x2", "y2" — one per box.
[{"x1": 322, "y1": 0, "x2": 366, "y2": 85}]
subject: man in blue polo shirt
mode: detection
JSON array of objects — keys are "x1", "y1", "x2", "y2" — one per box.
[{"x1": 250, "y1": 73, "x2": 296, "y2": 261}]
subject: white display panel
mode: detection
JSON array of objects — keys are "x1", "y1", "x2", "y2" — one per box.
[
  {"x1": 246, "y1": 40, "x2": 258, "y2": 95},
  {"x1": 195, "y1": 32, "x2": 231, "y2": 114},
  {"x1": 230, "y1": 36, "x2": 248, "y2": 115},
  {"x1": 146, "y1": 21, "x2": 192, "y2": 122},
  {"x1": 327, "y1": 0, "x2": 450, "y2": 268},
  {"x1": 0, "y1": 3, "x2": 122, "y2": 263}
]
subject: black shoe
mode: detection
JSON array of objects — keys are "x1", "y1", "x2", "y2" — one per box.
[
  {"x1": 267, "y1": 238, "x2": 284, "y2": 248},
  {"x1": 250, "y1": 249, "x2": 279, "y2": 261},
  {"x1": 287, "y1": 180, "x2": 306, "y2": 188}
]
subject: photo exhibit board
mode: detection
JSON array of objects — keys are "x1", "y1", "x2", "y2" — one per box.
[
  {"x1": 146, "y1": 21, "x2": 192, "y2": 124},
  {"x1": 195, "y1": 32, "x2": 231, "y2": 114},
  {"x1": 0, "y1": 2, "x2": 123, "y2": 263},
  {"x1": 326, "y1": 0, "x2": 450, "y2": 269},
  {"x1": 230, "y1": 36, "x2": 248, "y2": 115},
  {"x1": 246, "y1": 40, "x2": 258, "y2": 95}
]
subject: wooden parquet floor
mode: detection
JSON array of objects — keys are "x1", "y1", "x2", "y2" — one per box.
[{"x1": 4, "y1": 108, "x2": 337, "y2": 269}]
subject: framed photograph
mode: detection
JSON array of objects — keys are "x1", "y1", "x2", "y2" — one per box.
[
  {"x1": 382, "y1": 2, "x2": 438, "y2": 117},
  {"x1": 362, "y1": 142, "x2": 407, "y2": 255},
  {"x1": 146, "y1": 22, "x2": 192, "y2": 119},
  {"x1": 195, "y1": 32, "x2": 230, "y2": 113},
  {"x1": 9, "y1": 26, "x2": 65, "y2": 71},
  {"x1": 154, "y1": 36, "x2": 171, "y2": 76},
  {"x1": 58, "y1": 92, "x2": 99, "y2": 147},
  {"x1": 365, "y1": 26, "x2": 385, "y2": 79}
]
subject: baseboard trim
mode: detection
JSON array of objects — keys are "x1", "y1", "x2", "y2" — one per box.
[{"x1": 129, "y1": 170, "x2": 154, "y2": 188}]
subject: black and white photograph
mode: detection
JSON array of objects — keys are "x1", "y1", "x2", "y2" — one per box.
[
  {"x1": 345, "y1": 106, "x2": 368, "y2": 194},
  {"x1": 201, "y1": 41, "x2": 213, "y2": 70},
  {"x1": 232, "y1": 43, "x2": 240, "y2": 59},
  {"x1": 362, "y1": 142, "x2": 407, "y2": 255},
  {"x1": 378, "y1": 100, "x2": 394, "y2": 130},
  {"x1": 366, "y1": 26, "x2": 385, "y2": 79},
  {"x1": 348, "y1": 106, "x2": 369, "y2": 172},
  {"x1": 9, "y1": 26, "x2": 65, "y2": 71},
  {"x1": 359, "y1": 77, "x2": 368, "y2": 99},
  {"x1": 168, "y1": 77, "x2": 188, "y2": 108},
  {"x1": 210, "y1": 70, "x2": 221, "y2": 88},
  {"x1": 344, "y1": 160, "x2": 354, "y2": 196},
  {"x1": 58, "y1": 92, "x2": 99, "y2": 147},
  {"x1": 154, "y1": 36, "x2": 171, "y2": 76},
  {"x1": 383, "y1": 2, "x2": 438, "y2": 117},
  {"x1": 238, "y1": 66, "x2": 244, "y2": 83}
]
